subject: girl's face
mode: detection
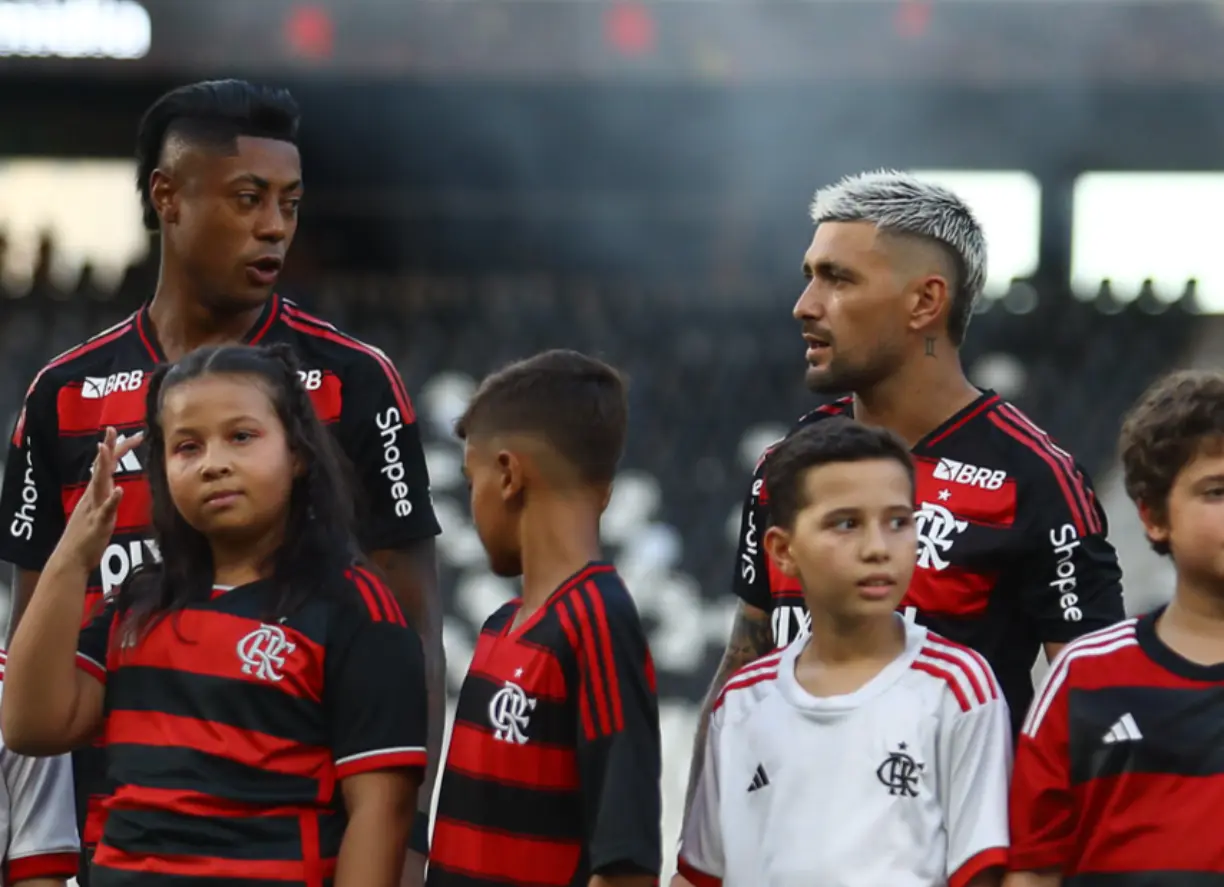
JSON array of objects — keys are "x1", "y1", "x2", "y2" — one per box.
[{"x1": 160, "y1": 374, "x2": 300, "y2": 545}]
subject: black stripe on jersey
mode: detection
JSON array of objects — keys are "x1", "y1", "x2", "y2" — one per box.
[
  {"x1": 1067, "y1": 874, "x2": 1224, "y2": 886},
  {"x1": 104, "y1": 808, "x2": 345, "y2": 862},
  {"x1": 92, "y1": 870, "x2": 333, "y2": 887},
  {"x1": 110, "y1": 667, "x2": 324, "y2": 746},
  {"x1": 1069, "y1": 685, "x2": 1224, "y2": 783},
  {"x1": 107, "y1": 744, "x2": 322, "y2": 804},
  {"x1": 453, "y1": 673, "x2": 576, "y2": 748},
  {"x1": 433, "y1": 770, "x2": 581, "y2": 842},
  {"x1": 426, "y1": 870, "x2": 581, "y2": 887}
]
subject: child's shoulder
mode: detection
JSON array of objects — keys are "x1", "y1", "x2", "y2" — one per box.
[
  {"x1": 907, "y1": 628, "x2": 1003, "y2": 715},
  {"x1": 714, "y1": 647, "x2": 787, "y2": 719}
]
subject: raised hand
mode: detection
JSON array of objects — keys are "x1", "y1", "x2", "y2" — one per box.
[{"x1": 54, "y1": 427, "x2": 144, "y2": 573}]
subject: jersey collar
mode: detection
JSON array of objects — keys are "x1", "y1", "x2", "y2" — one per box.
[
  {"x1": 135, "y1": 293, "x2": 283, "y2": 363},
  {"x1": 1137, "y1": 606, "x2": 1224, "y2": 683},
  {"x1": 912, "y1": 389, "x2": 1001, "y2": 452}
]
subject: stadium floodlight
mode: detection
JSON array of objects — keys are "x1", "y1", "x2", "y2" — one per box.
[
  {"x1": 910, "y1": 169, "x2": 1041, "y2": 299},
  {"x1": 1073, "y1": 172, "x2": 1222, "y2": 312}
]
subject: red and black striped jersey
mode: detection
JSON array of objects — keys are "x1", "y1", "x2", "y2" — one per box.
[
  {"x1": 75, "y1": 566, "x2": 427, "y2": 887},
  {"x1": 427, "y1": 563, "x2": 662, "y2": 887},
  {"x1": 732, "y1": 391, "x2": 1124, "y2": 734},
  {"x1": 1010, "y1": 612, "x2": 1224, "y2": 883},
  {"x1": 0, "y1": 294, "x2": 439, "y2": 861}
]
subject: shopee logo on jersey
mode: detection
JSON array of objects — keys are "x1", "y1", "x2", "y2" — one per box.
[
  {"x1": 933, "y1": 458, "x2": 1007, "y2": 491},
  {"x1": 81, "y1": 370, "x2": 144, "y2": 400},
  {"x1": 1049, "y1": 523, "x2": 1083, "y2": 622},
  {"x1": 101, "y1": 538, "x2": 161, "y2": 594},
  {"x1": 9, "y1": 447, "x2": 37, "y2": 542},
  {"x1": 375, "y1": 407, "x2": 414, "y2": 518}
]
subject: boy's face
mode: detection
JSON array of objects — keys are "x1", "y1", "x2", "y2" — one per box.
[
  {"x1": 1143, "y1": 446, "x2": 1224, "y2": 583},
  {"x1": 764, "y1": 458, "x2": 917, "y2": 621},
  {"x1": 462, "y1": 436, "x2": 524, "y2": 578}
]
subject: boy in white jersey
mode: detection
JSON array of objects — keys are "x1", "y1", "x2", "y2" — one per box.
[
  {"x1": 0, "y1": 654, "x2": 78, "y2": 887},
  {"x1": 678, "y1": 418, "x2": 1011, "y2": 887}
]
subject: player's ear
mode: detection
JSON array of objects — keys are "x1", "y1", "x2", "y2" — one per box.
[
  {"x1": 1137, "y1": 500, "x2": 1170, "y2": 549},
  {"x1": 496, "y1": 449, "x2": 525, "y2": 503},
  {"x1": 149, "y1": 168, "x2": 179, "y2": 225},
  {"x1": 907, "y1": 273, "x2": 949, "y2": 336},
  {"x1": 763, "y1": 525, "x2": 799, "y2": 578}
]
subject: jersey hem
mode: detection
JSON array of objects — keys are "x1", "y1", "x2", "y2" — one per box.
[
  {"x1": 75, "y1": 651, "x2": 107, "y2": 684},
  {"x1": 5, "y1": 849, "x2": 79, "y2": 881},
  {"x1": 0, "y1": 543, "x2": 51, "y2": 573},
  {"x1": 949, "y1": 846, "x2": 1007, "y2": 887},
  {"x1": 677, "y1": 857, "x2": 722, "y2": 887},
  {"x1": 335, "y1": 747, "x2": 427, "y2": 779}
]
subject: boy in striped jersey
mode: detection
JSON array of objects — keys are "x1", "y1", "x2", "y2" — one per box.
[
  {"x1": 1007, "y1": 370, "x2": 1224, "y2": 887},
  {"x1": 678, "y1": 419, "x2": 1011, "y2": 887}
]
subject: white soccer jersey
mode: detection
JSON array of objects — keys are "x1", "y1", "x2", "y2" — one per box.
[
  {"x1": 678, "y1": 619, "x2": 1012, "y2": 887},
  {"x1": 0, "y1": 658, "x2": 79, "y2": 885}
]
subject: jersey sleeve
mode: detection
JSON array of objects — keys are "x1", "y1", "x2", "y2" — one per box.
[
  {"x1": 325, "y1": 568, "x2": 428, "y2": 780},
  {"x1": 730, "y1": 457, "x2": 773, "y2": 612},
  {"x1": 75, "y1": 598, "x2": 117, "y2": 684},
  {"x1": 1017, "y1": 451, "x2": 1125, "y2": 644},
  {"x1": 0, "y1": 737, "x2": 79, "y2": 884},
  {"x1": 676, "y1": 708, "x2": 725, "y2": 887},
  {"x1": 937, "y1": 672, "x2": 1012, "y2": 887},
  {"x1": 1008, "y1": 652, "x2": 1076, "y2": 872},
  {"x1": 562, "y1": 578, "x2": 662, "y2": 878},
  {"x1": 0, "y1": 374, "x2": 64, "y2": 572},
  {"x1": 335, "y1": 347, "x2": 440, "y2": 553}
]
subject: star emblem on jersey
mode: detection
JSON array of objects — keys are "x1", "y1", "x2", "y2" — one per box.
[
  {"x1": 938, "y1": 488, "x2": 951, "y2": 501},
  {"x1": 236, "y1": 624, "x2": 296, "y2": 682},
  {"x1": 877, "y1": 742, "x2": 924, "y2": 797},
  {"x1": 913, "y1": 502, "x2": 968, "y2": 571},
  {"x1": 488, "y1": 680, "x2": 537, "y2": 744}
]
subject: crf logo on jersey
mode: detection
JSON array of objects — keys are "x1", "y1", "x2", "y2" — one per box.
[
  {"x1": 914, "y1": 502, "x2": 968, "y2": 571},
  {"x1": 237, "y1": 624, "x2": 297, "y2": 681},
  {"x1": 488, "y1": 680, "x2": 536, "y2": 744},
  {"x1": 81, "y1": 370, "x2": 144, "y2": 400},
  {"x1": 933, "y1": 458, "x2": 1007, "y2": 491}
]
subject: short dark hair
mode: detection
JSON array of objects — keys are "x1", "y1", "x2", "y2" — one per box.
[
  {"x1": 455, "y1": 349, "x2": 628, "y2": 485},
  {"x1": 136, "y1": 79, "x2": 301, "y2": 230},
  {"x1": 763, "y1": 417, "x2": 914, "y2": 530},
  {"x1": 1119, "y1": 369, "x2": 1224, "y2": 556}
]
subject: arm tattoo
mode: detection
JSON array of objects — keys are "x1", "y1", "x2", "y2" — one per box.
[{"x1": 681, "y1": 602, "x2": 773, "y2": 819}]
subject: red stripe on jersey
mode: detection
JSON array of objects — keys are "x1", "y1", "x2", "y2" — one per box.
[
  {"x1": 5, "y1": 852, "x2": 78, "y2": 882},
  {"x1": 105, "y1": 709, "x2": 330, "y2": 778},
  {"x1": 348, "y1": 569, "x2": 387, "y2": 621},
  {"x1": 1021, "y1": 621, "x2": 1138, "y2": 738},
  {"x1": 76, "y1": 650, "x2": 107, "y2": 684},
  {"x1": 445, "y1": 721, "x2": 578, "y2": 791},
  {"x1": 948, "y1": 846, "x2": 1007, "y2": 887},
  {"x1": 107, "y1": 784, "x2": 324, "y2": 819},
  {"x1": 63, "y1": 475, "x2": 151, "y2": 533},
  {"x1": 911, "y1": 659, "x2": 972, "y2": 712},
  {"x1": 582, "y1": 581, "x2": 624, "y2": 733},
  {"x1": 430, "y1": 818, "x2": 581, "y2": 886},
  {"x1": 299, "y1": 810, "x2": 325, "y2": 887},
  {"x1": 714, "y1": 660, "x2": 781, "y2": 712},
  {"x1": 281, "y1": 307, "x2": 417, "y2": 423},
  {"x1": 900, "y1": 564, "x2": 997, "y2": 618},
  {"x1": 354, "y1": 566, "x2": 408, "y2": 627},
  {"x1": 569, "y1": 590, "x2": 614, "y2": 737},
  {"x1": 306, "y1": 371, "x2": 343, "y2": 424},
  {"x1": 677, "y1": 858, "x2": 723, "y2": 887},
  {"x1": 94, "y1": 842, "x2": 338, "y2": 883},
  {"x1": 919, "y1": 642, "x2": 989, "y2": 705},
  {"x1": 57, "y1": 379, "x2": 149, "y2": 435},
  {"x1": 925, "y1": 393, "x2": 1001, "y2": 447},
  {"x1": 555, "y1": 604, "x2": 595, "y2": 740},
  {"x1": 110, "y1": 610, "x2": 325, "y2": 703},
  {"x1": 928, "y1": 634, "x2": 1001, "y2": 699},
  {"x1": 987, "y1": 407, "x2": 1098, "y2": 536},
  {"x1": 248, "y1": 293, "x2": 281, "y2": 344}
]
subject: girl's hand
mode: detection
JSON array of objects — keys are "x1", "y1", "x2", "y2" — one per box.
[{"x1": 54, "y1": 427, "x2": 143, "y2": 573}]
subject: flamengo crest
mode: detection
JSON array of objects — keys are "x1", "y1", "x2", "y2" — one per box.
[
  {"x1": 488, "y1": 680, "x2": 537, "y2": 744},
  {"x1": 237, "y1": 624, "x2": 296, "y2": 682}
]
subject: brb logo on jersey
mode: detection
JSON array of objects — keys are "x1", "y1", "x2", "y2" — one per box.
[
  {"x1": 375, "y1": 407, "x2": 414, "y2": 518},
  {"x1": 933, "y1": 458, "x2": 1007, "y2": 491},
  {"x1": 237, "y1": 624, "x2": 297, "y2": 682},
  {"x1": 81, "y1": 370, "x2": 144, "y2": 400},
  {"x1": 914, "y1": 502, "x2": 968, "y2": 571},
  {"x1": 488, "y1": 679, "x2": 536, "y2": 744}
]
